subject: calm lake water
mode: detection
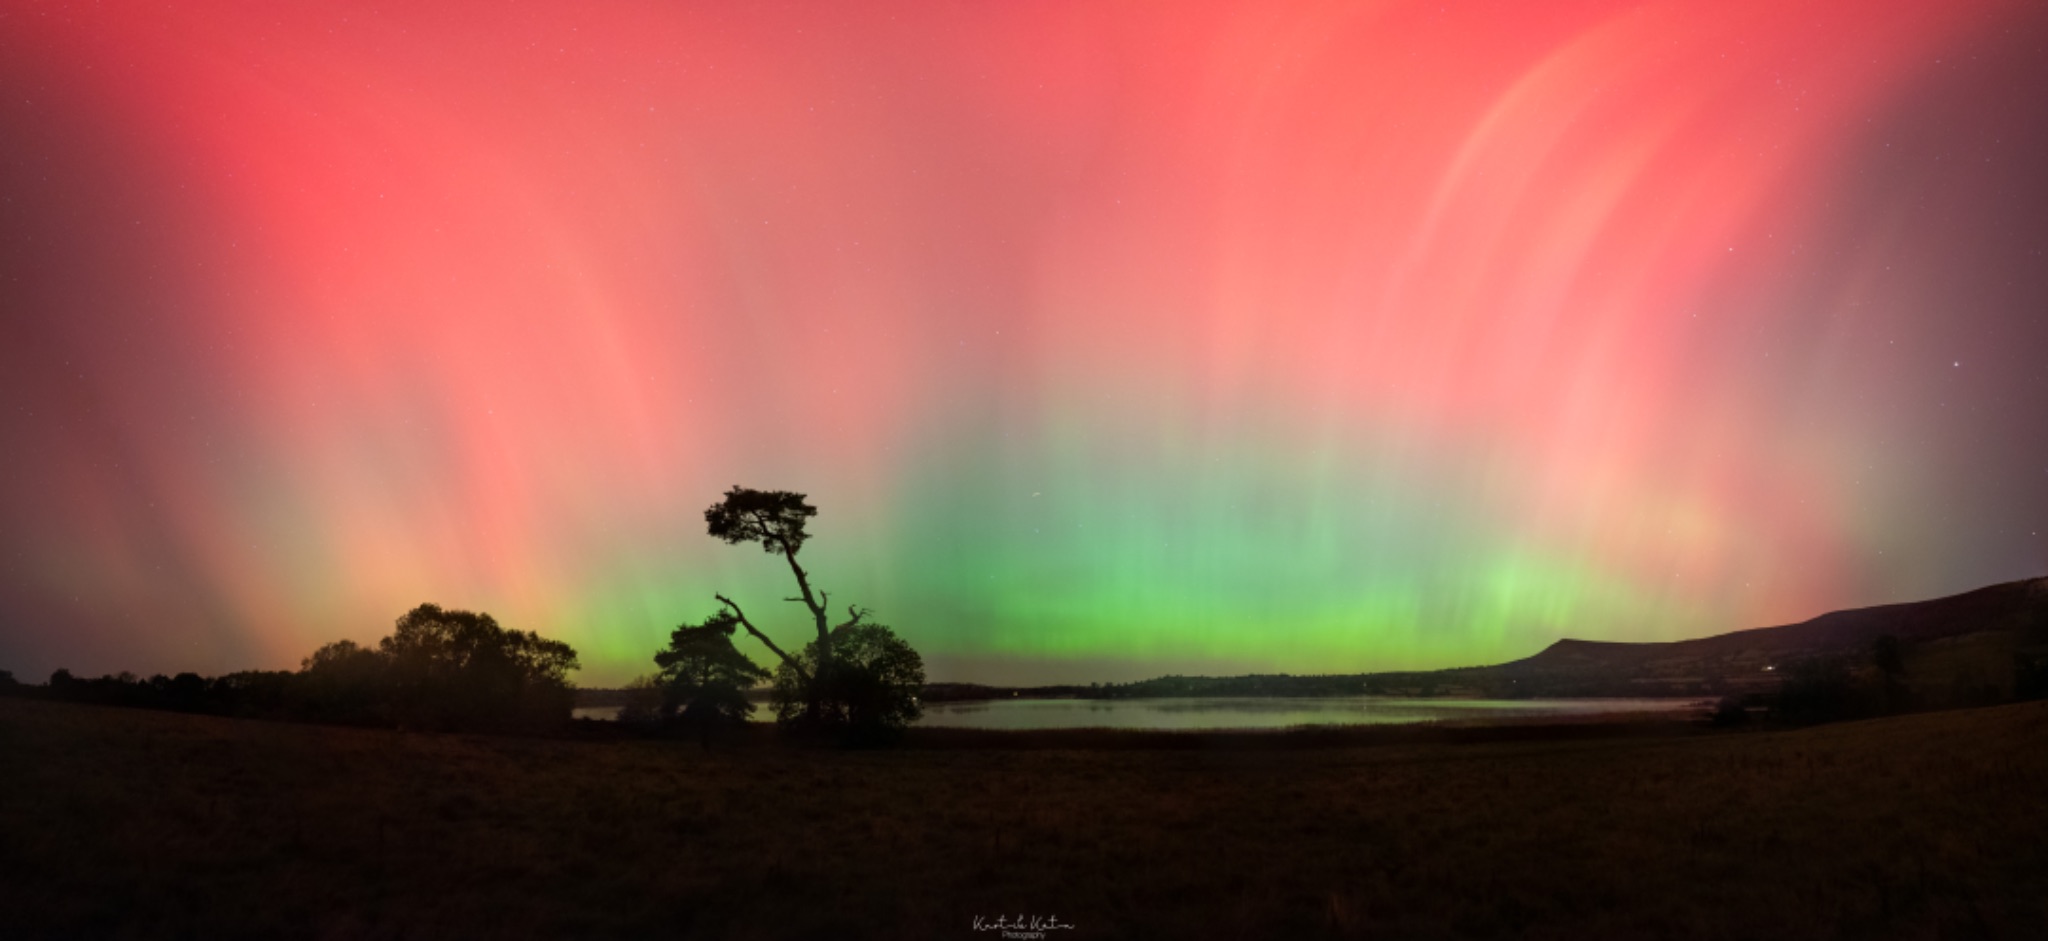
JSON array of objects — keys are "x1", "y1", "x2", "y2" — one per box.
[
  {"x1": 576, "y1": 696, "x2": 1705, "y2": 729},
  {"x1": 914, "y1": 696, "x2": 1704, "y2": 730}
]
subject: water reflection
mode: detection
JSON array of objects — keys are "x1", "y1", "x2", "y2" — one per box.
[
  {"x1": 913, "y1": 696, "x2": 1704, "y2": 730},
  {"x1": 575, "y1": 697, "x2": 1705, "y2": 728}
]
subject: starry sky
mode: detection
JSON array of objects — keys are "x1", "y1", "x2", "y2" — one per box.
[{"x1": 3, "y1": 0, "x2": 2046, "y2": 687}]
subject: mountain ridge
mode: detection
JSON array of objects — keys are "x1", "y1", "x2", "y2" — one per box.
[{"x1": 1511, "y1": 575, "x2": 2048, "y2": 674}]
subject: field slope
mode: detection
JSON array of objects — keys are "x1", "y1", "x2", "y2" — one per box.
[{"x1": 3, "y1": 697, "x2": 2044, "y2": 939}]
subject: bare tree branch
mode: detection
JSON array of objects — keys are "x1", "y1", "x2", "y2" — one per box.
[
  {"x1": 835, "y1": 605, "x2": 871, "y2": 630},
  {"x1": 715, "y1": 593, "x2": 808, "y2": 684}
]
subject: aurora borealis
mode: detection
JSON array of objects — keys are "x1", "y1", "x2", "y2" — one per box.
[{"x1": 3, "y1": 1, "x2": 2046, "y2": 686}]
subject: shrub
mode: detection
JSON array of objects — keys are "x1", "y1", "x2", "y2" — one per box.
[{"x1": 771, "y1": 621, "x2": 925, "y2": 745}]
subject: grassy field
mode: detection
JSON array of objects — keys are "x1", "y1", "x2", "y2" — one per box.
[{"x1": 3, "y1": 698, "x2": 2044, "y2": 939}]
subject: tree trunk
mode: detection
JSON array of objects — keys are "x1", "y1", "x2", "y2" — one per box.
[{"x1": 780, "y1": 546, "x2": 834, "y2": 724}]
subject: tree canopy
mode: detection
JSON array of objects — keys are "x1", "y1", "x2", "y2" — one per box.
[
  {"x1": 770, "y1": 619, "x2": 925, "y2": 741},
  {"x1": 704, "y1": 486, "x2": 817, "y2": 556},
  {"x1": 380, "y1": 603, "x2": 579, "y2": 730},
  {"x1": 654, "y1": 610, "x2": 770, "y2": 737},
  {"x1": 382, "y1": 603, "x2": 578, "y2": 686},
  {"x1": 297, "y1": 603, "x2": 580, "y2": 732}
]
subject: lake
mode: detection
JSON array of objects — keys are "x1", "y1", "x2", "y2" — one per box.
[
  {"x1": 915, "y1": 696, "x2": 1704, "y2": 730},
  {"x1": 575, "y1": 696, "x2": 1706, "y2": 729}
]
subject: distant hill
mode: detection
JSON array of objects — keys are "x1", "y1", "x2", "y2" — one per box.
[
  {"x1": 1484, "y1": 575, "x2": 2048, "y2": 698},
  {"x1": 1519, "y1": 575, "x2": 2048, "y2": 670}
]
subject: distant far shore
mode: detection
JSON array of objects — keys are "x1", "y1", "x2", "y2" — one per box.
[{"x1": 571, "y1": 672, "x2": 1710, "y2": 710}]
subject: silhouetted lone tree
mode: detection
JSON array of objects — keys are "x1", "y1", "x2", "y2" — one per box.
[
  {"x1": 654, "y1": 610, "x2": 769, "y2": 745},
  {"x1": 702, "y1": 486, "x2": 924, "y2": 738}
]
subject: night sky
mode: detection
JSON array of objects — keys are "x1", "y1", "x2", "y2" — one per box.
[{"x1": 3, "y1": 1, "x2": 2046, "y2": 687}]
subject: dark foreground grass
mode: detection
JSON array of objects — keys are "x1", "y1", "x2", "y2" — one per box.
[{"x1": 3, "y1": 698, "x2": 2044, "y2": 940}]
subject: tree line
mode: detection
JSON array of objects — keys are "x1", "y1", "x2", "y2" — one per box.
[
  {"x1": 2, "y1": 486, "x2": 926, "y2": 744},
  {"x1": 2, "y1": 602, "x2": 580, "y2": 734}
]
